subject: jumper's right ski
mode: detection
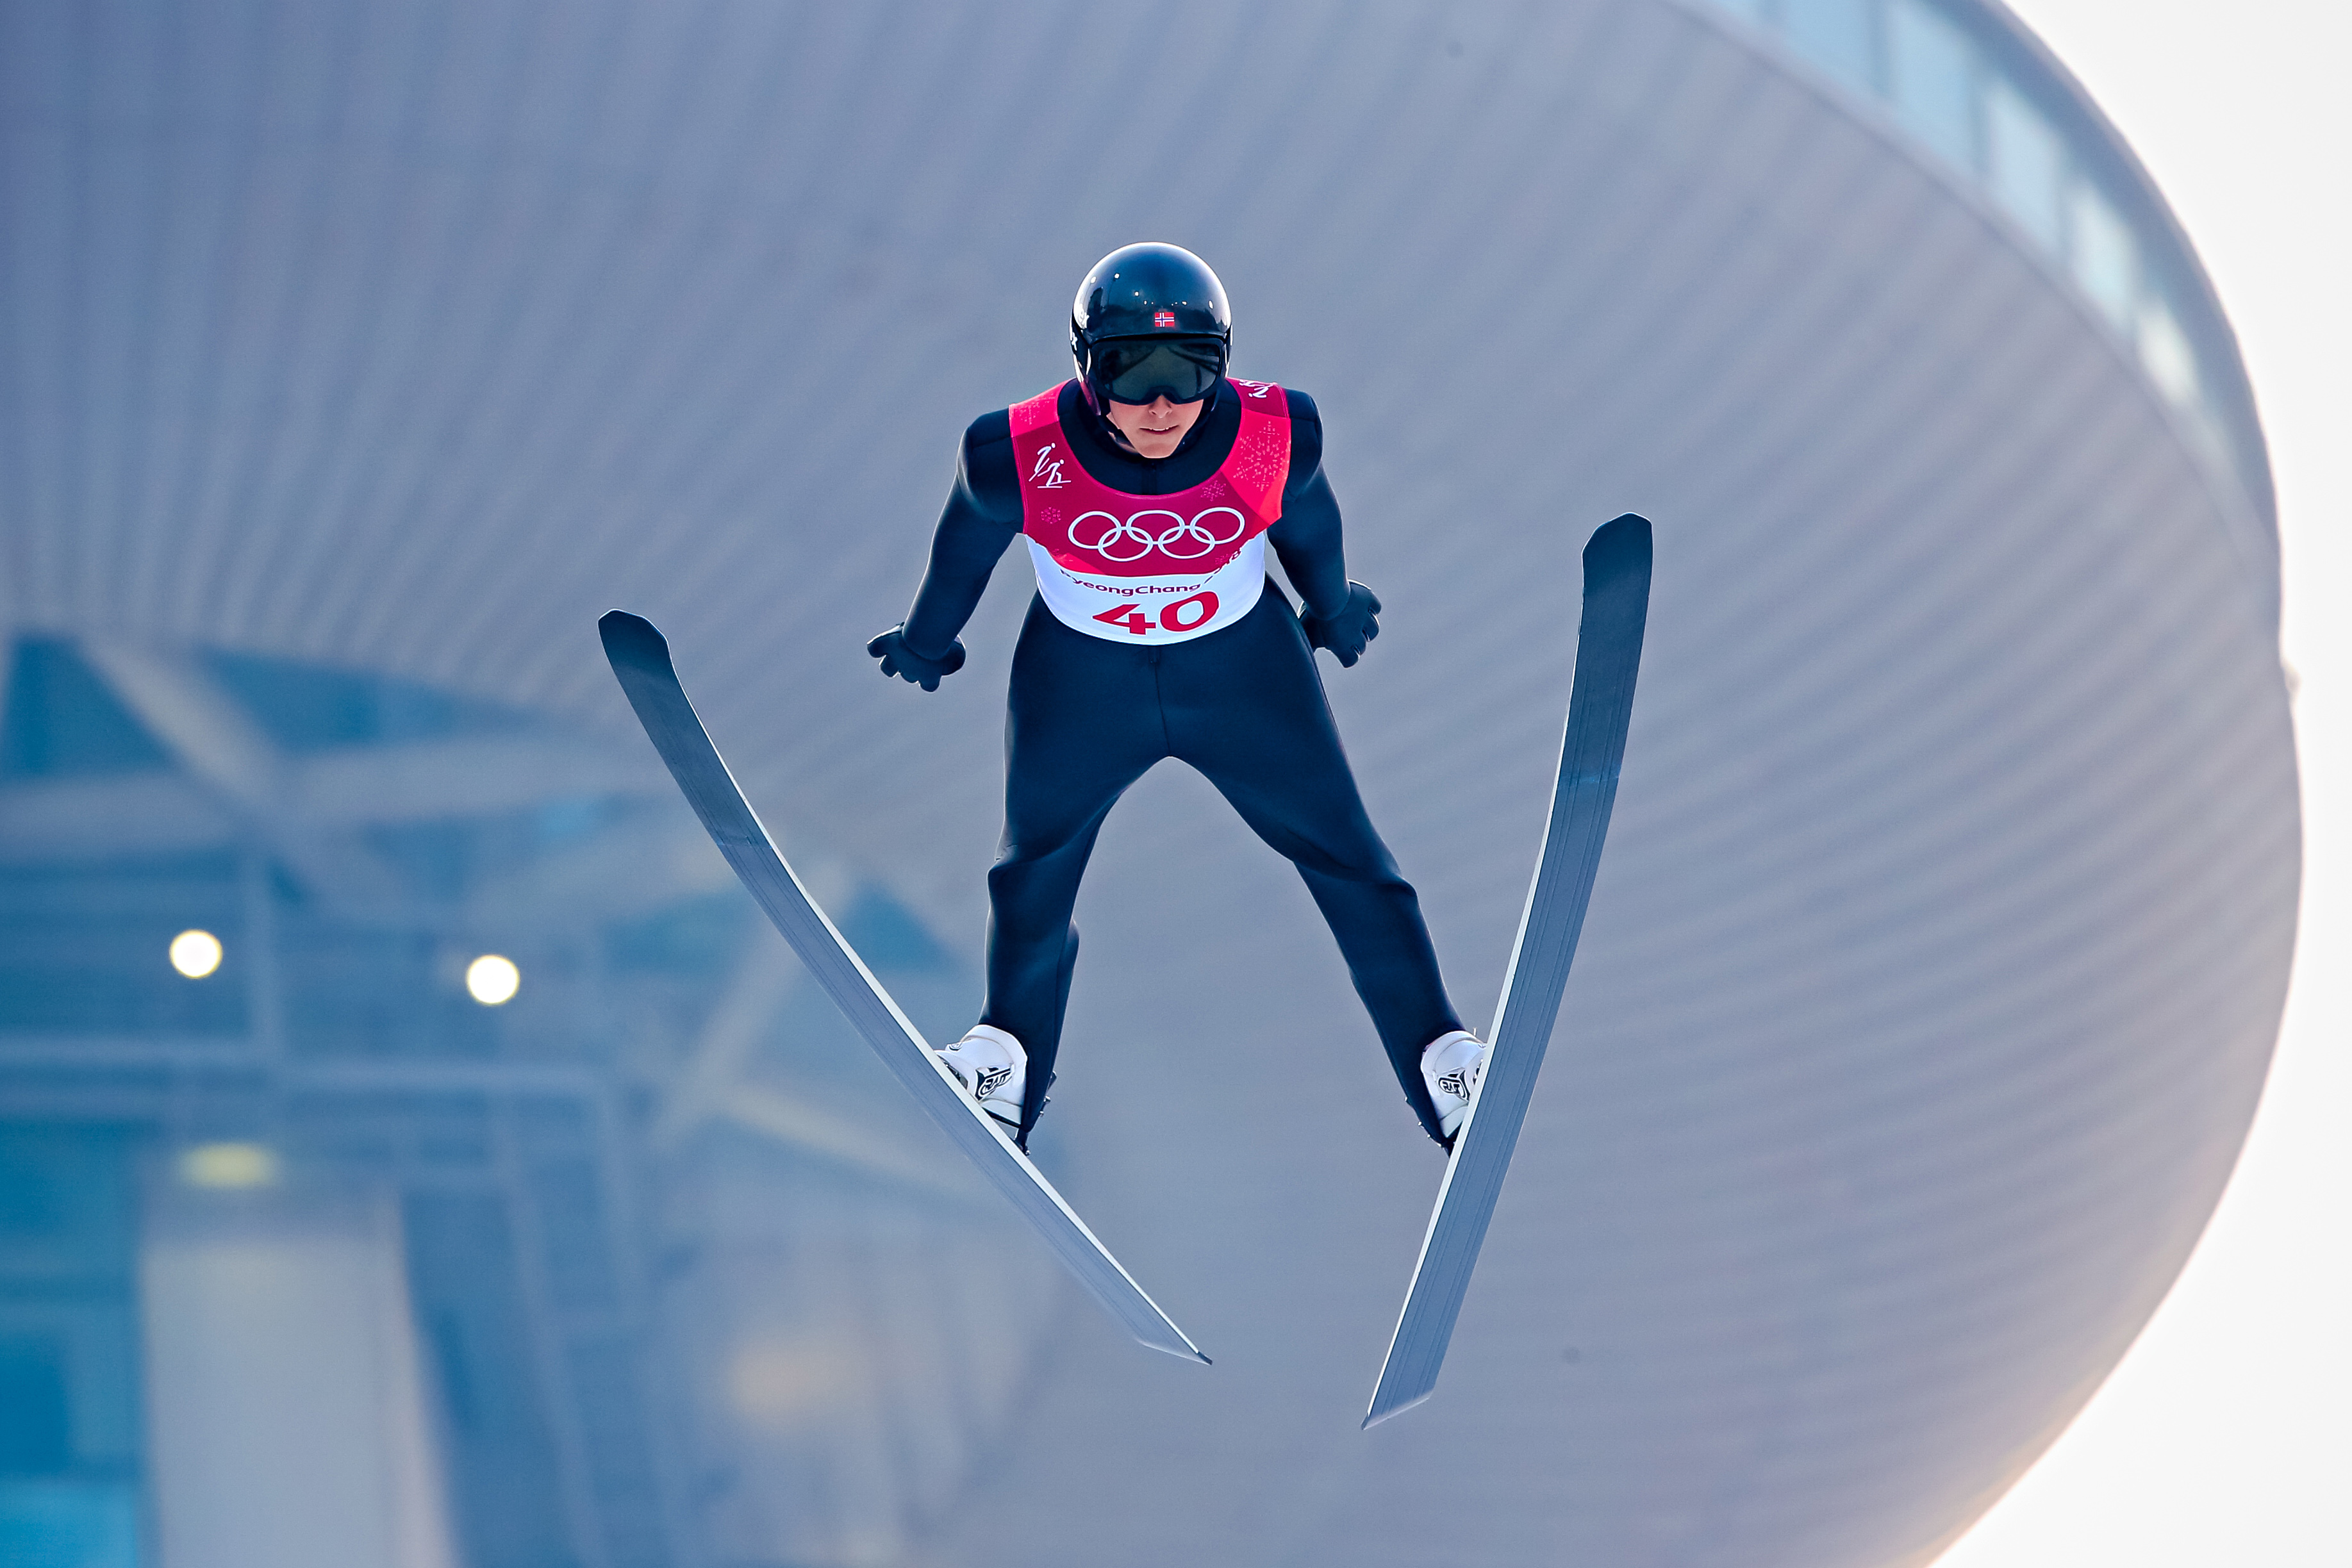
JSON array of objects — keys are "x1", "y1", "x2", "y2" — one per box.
[
  {"x1": 600, "y1": 611, "x2": 1208, "y2": 1364},
  {"x1": 1363, "y1": 513, "x2": 1650, "y2": 1427}
]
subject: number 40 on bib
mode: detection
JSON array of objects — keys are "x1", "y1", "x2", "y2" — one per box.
[{"x1": 1093, "y1": 591, "x2": 1220, "y2": 638}]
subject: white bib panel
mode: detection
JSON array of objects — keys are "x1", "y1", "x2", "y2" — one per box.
[{"x1": 1026, "y1": 534, "x2": 1268, "y2": 645}]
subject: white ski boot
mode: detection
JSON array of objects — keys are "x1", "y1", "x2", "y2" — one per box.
[
  {"x1": 935, "y1": 1024, "x2": 1028, "y2": 1136},
  {"x1": 1420, "y1": 1030, "x2": 1489, "y2": 1143}
]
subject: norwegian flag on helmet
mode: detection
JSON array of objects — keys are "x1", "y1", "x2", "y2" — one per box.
[{"x1": 1153, "y1": 309, "x2": 1177, "y2": 329}]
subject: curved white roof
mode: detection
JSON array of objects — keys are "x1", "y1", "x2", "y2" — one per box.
[{"x1": 0, "y1": 1, "x2": 2295, "y2": 1564}]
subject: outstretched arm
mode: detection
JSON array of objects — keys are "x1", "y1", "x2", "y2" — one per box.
[
  {"x1": 872, "y1": 415, "x2": 1022, "y2": 689},
  {"x1": 1267, "y1": 393, "x2": 1381, "y2": 666}
]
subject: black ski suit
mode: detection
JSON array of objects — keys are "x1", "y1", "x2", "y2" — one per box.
[{"x1": 895, "y1": 379, "x2": 1462, "y2": 1144}]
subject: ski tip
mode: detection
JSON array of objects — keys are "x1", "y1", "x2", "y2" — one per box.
[
  {"x1": 1587, "y1": 512, "x2": 1653, "y2": 562},
  {"x1": 598, "y1": 610, "x2": 672, "y2": 675}
]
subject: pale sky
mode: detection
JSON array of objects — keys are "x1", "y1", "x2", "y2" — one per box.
[{"x1": 1936, "y1": 2, "x2": 2352, "y2": 1564}]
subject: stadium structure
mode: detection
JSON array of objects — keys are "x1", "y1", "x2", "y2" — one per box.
[{"x1": 0, "y1": 2, "x2": 2296, "y2": 1565}]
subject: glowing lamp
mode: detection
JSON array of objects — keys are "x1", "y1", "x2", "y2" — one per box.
[
  {"x1": 169, "y1": 929, "x2": 222, "y2": 978},
  {"x1": 467, "y1": 953, "x2": 520, "y2": 1005}
]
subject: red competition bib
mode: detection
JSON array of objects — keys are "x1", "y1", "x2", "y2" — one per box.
[{"x1": 1008, "y1": 379, "x2": 1292, "y2": 644}]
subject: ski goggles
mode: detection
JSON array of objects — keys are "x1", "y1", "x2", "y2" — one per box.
[{"x1": 1091, "y1": 336, "x2": 1227, "y2": 405}]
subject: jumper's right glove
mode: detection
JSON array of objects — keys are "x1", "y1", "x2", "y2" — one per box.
[
  {"x1": 867, "y1": 625, "x2": 966, "y2": 691},
  {"x1": 1301, "y1": 582, "x2": 1382, "y2": 667}
]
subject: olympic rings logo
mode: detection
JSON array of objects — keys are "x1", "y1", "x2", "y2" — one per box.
[{"x1": 1067, "y1": 506, "x2": 1246, "y2": 562}]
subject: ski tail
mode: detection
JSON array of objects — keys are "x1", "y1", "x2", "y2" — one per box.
[{"x1": 1363, "y1": 513, "x2": 1651, "y2": 1427}]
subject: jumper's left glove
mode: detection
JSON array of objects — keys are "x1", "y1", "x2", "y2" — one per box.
[
  {"x1": 867, "y1": 625, "x2": 966, "y2": 691},
  {"x1": 1302, "y1": 582, "x2": 1382, "y2": 667}
]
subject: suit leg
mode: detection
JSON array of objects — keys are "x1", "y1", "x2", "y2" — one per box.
[
  {"x1": 982, "y1": 602, "x2": 1164, "y2": 1139},
  {"x1": 1161, "y1": 597, "x2": 1464, "y2": 1142}
]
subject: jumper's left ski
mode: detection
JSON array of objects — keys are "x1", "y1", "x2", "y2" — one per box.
[
  {"x1": 600, "y1": 611, "x2": 1208, "y2": 1364},
  {"x1": 1363, "y1": 513, "x2": 1650, "y2": 1427}
]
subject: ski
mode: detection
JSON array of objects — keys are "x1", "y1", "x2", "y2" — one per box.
[
  {"x1": 600, "y1": 611, "x2": 1209, "y2": 1365},
  {"x1": 1363, "y1": 513, "x2": 1650, "y2": 1427}
]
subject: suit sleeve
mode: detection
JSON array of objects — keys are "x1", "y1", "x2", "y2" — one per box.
[
  {"x1": 1264, "y1": 390, "x2": 1349, "y2": 623},
  {"x1": 900, "y1": 412, "x2": 1022, "y2": 657}
]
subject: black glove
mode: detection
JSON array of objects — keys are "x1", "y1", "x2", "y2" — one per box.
[
  {"x1": 866, "y1": 625, "x2": 966, "y2": 691},
  {"x1": 1301, "y1": 582, "x2": 1382, "y2": 667}
]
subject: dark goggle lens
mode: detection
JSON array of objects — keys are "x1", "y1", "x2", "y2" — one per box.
[{"x1": 1095, "y1": 338, "x2": 1225, "y2": 404}]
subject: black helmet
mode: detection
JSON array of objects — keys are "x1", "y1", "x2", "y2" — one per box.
[{"x1": 1070, "y1": 242, "x2": 1232, "y2": 407}]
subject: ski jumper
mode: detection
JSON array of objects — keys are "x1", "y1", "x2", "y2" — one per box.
[{"x1": 899, "y1": 379, "x2": 1464, "y2": 1144}]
